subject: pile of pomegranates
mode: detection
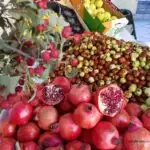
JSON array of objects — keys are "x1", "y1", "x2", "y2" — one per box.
[{"x1": 0, "y1": 76, "x2": 150, "y2": 150}]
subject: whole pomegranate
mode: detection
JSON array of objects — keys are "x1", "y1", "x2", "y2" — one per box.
[
  {"x1": 126, "y1": 103, "x2": 142, "y2": 117},
  {"x1": 65, "y1": 140, "x2": 91, "y2": 150},
  {"x1": 124, "y1": 127, "x2": 150, "y2": 150},
  {"x1": 17, "y1": 122, "x2": 40, "y2": 142},
  {"x1": 92, "y1": 121, "x2": 119, "y2": 150},
  {"x1": 9, "y1": 101, "x2": 33, "y2": 125},
  {"x1": 73, "y1": 103, "x2": 103, "y2": 129},
  {"x1": 59, "y1": 113, "x2": 82, "y2": 140},
  {"x1": 38, "y1": 132, "x2": 63, "y2": 149},
  {"x1": 0, "y1": 137, "x2": 16, "y2": 150},
  {"x1": 142, "y1": 109, "x2": 150, "y2": 131},
  {"x1": 94, "y1": 84, "x2": 125, "y2": 117},
  {"x1": 0, "y1": 119, "x2": 16, "y2": 137},
  {"x1": 52, "y1": 76, "x2": 71, "y2": 93},
  {"x1": 20, "y1": 141, "x2": 39, "y2": 150},
  {"x1": 34, "y1": 106, "x2": 58, "y2": 130},
  {"x1": 106, "y1": 110, "x2": 130, "y2": 131},
  {"x1": 68, "y1": 84, "x2": 92, "y2": 106}
]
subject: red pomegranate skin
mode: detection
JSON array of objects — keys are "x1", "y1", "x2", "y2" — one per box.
[
  {"x1": 130, "y1": 116, "x2": 143, "y2": 128},
  {"x1": 92, "y1": 121, "x2": 119, "y2": 150},
  {"x1": 73, "y1": 103, "x2": 103, "y2": 129},
  {"x1": 124, "y1": 127, "x2": 150, "y2": 150},
  {"x1": 20, "y1": 141, "x2": 39, "y2": 150},
  {"x1": 45, "y1": 145, "x2": 64, "y2": 150},
  {"x1": 38, "y1": 132, "x2": 63, "y2": 149},
  {"x1": 68, "y1": 84, "x2": 92, "y2": 106},
  {"x1": 65, "y1": 140, "x2": 91, "y2": 150},
  {"x1": 52, "y1": 76, "x2": 71, "y2": 93},
  {"x1": 0, "y1": 137, "x2": 16, "y2": 150},
  {"x1": 79, "y1": 129, "x2": 93, "y2": 145},
  {"x1": 35, "y1": 106, "x2": 58, "y2": 130},
  {"x1": 17, "y1": 122, "x2": 40, "y2": 142},
  {"x1": 114, "y1": 136, "x2": 125, "y2": 150},
  {"x1": 59, "y1": 113, "x2": 82, "y2": 140},
  {"x1": 0, "y1": 119, "x2": 16, "y2": 137},
  {"x1": 58, "y1": 94, "x2": 75, "y2": 113},
  {"x1": 142, "y1": 109, "x2": 150, "y2": 131},
  {"x1": 9, "y1": 101, "x2": 33, "y2": 125},
  {"x1": 126, "y1": 103, "x2": 142, "y2": 117},
  {"x1": 106, "y1": 110, "x2": 130, "y2": 131}
]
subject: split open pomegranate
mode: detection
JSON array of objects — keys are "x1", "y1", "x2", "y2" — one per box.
[{"x1": 94, "y1": 84, "x2": 125, "y2": 117}]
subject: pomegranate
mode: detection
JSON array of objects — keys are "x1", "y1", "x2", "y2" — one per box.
[
  {"x1": 9, "y1": 101, "x2": 33, "y2": 125},
  {"x1": 58, "y1": 94, "x2": 75, "y2": 113},
  {"x1": 126, "y1": 103, "x2": 142, "y2": 117},
  {"x1": 0, "y1": 119, "x2": 16, "y2": 137},
  {"x1": 106, "y1": 110, "x2": 130, "y2": 131},
  {"x1": 34, "y1": 106, "x2": 58, "y2": 130},
  {"x1": 142, "y1": 109, "x2": 150, "y2": 131},
  {"x1": 68, "y1": 84, "x2": 92, "y2": 106},
  {"x1": 42, "y1": 84, "x2": 64, "y2": 105},
  {"x1": 52, "y1": 76, "x2": 71, "y2": 93},
  {"x1": 79, "y1": 129, "x2": 93, "y2": 145},
  {"x1": 38, "y1": 132, "x2": 63, "y2": 149},
  {"x1": 73, "y1": 103, "x2": 102, "y2": 129},
  {"x1": 94, "y1": 84, "x2": 125, "y2": 117},
  {"x1": 17, "y1": 122, "x2": 40, "y2": 142},
  {"x1": 0, "y1": 137, "x2": 16, "y2": 150},
  {"x1": 129, "y1": 116, "x2": 143, "y2": 128},
  {"x1": 65, "y1": 140, "x2": 91, "y2": 150},
  {"x1": 20, "y1": 141, "x2": 39, "y2": 150},
  {"x1": 124, "y1": 127, "x2": 150, "y2": 150},
  {"x1": 45, "y1": 145, "x2": 64, "y2": 150},
  {"x1": 92, "y1": 121, "x2": 119, "y2": 150},
  {"x1": 59, "y1": 113, "x2": 82, "y2": 140}
]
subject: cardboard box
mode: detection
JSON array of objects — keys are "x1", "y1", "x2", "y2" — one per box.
[{"x1": 70, "y1": 0, "x2": 128, "y2": 34}]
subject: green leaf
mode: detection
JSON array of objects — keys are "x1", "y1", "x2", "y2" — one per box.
[
  {"x1": 0, "y1": 39, "x2": 5, "y2": 49},
  {"x1": 26, "y1": 2, "x2": 38, "y2": 10},
  {"x1": 65, "y1": 67, "x2": 78, "y2": 78},
  {"x1": 17, "y1": 0, "x2": 31, "y2": 3},
  {"x1": 0, "y1": 75, "x2": 20, "y2": 95}
]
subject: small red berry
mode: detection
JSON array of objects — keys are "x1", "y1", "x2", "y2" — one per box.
[
  {"x1": 34, "y1": 65, "x2": 45, "y2": 76},
  {"x1": 71, "y1": 58, "x2": 78, "y2": 67},
  {"x1": 62, "y1": 26, "x2": 72, "y2": 38},
  {"x1": 43, "y1": 19, "x2": 49, "y2": 27},
  {"x1": 15, "y1": 86, "x2": 23, "y2": 93},
  {"x1": 16, "y1": 56, "x2": 23, "y2": 63},
  {"x1": 18, "y1": 79, "x2": 25, "y2": 85},
  {"x1": 51, "y1": 49, "x2": 59, "y2": 58},
  {"x1": 26, "y1": 58, "x2": 35, "y2": 66},
  {"x1": 24, "y1": 41, "x2": 32, "y2": 48},
  {"x1": 37, "y1": 1, "x2": 48, "y2": 9},
  {"x1": 72, "y1": 34, "x2": 81, "y2": 44},
  {"x1": 41, "y1": 50, "x2": 51, "y2": 62},
  {"x1": 36, "y1": 24, "x2": 45, "y2": 32}
]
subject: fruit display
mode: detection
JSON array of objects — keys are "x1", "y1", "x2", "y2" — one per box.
[
  {"x1": 51, "y1": 32, "x2": 150, "y2": 104},
  {"x1": 0, "y1": 0, "x2": 150, "y2": 150},
  {"x1": 83, "y1": 0, "x2": 118, "y2": 22},
  {"x1": 1, "y1": 77, "x2": 150, "y2": 150}
]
